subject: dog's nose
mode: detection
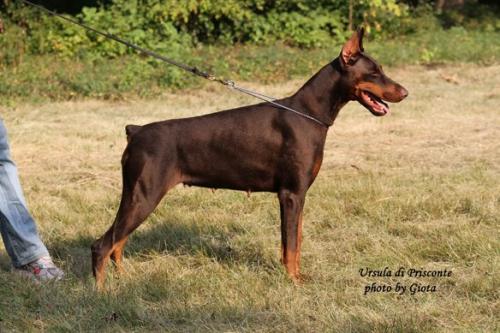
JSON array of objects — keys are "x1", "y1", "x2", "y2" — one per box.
[{"x1": 399, "y1": 86, "x2": 409, "y2": 99}]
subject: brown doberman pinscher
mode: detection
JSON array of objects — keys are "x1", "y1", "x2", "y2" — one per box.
[{"x1": 91, "y1": 28, "x2": 408, "y2": 288}]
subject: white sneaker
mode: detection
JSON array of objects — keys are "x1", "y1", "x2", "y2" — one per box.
[{"x1": 14, "y1": 256, "x2": 65, "y2": 282}]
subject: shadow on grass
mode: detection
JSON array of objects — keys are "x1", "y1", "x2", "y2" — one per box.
[{"x1": 46, "y1": 217, "x2": 276, "y2": 279}]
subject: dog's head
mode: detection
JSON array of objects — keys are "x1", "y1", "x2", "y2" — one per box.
[{"x1": 338, "y1": 27, "x2": 408, "y2": 116}]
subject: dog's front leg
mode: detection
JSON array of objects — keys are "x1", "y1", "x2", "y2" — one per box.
[{"x1": 278, "y1": 189, "x2": 305, "y2": 281}]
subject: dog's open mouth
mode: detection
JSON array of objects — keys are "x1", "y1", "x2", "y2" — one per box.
[{"x1": 360, "y1": 90, "x2": 390, "y2": 116}]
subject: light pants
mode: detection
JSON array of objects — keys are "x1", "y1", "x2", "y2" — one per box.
[{"x1": 0, "y1": 119, "x2": 48, "y2": 267}]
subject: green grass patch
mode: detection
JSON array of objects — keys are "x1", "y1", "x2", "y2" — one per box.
[{"x1": 1, "y1": 28, "x2": 499, "y2": 105}]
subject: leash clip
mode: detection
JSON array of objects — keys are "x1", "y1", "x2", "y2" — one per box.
[{"x1": 224, "y1": 80, "x2": 235, "y2": 88}]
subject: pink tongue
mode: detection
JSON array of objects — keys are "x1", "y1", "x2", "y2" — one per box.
[
  {"x1": 378, "y1": 103, "x2": 390, "y2": 114},
  {"x1": 372, "y1": 100, "x2": 389, "y2": 114},
  {"x1": 363, "y1": 91, "x2": 390, "y2": 114}
]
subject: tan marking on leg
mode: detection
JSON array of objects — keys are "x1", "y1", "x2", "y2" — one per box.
[
  {"x1": 110, "y1": 237, "x2": 128, "y2": 274},
  {"x1": 94, "y1": 254, "x2": 110, "y2": 291},
  {"x1": 295, "y1": 212, "x2": 303, "y2": 277},
  {"x1": 285, "y1": 249, "x2": 298, "y2": 280}
]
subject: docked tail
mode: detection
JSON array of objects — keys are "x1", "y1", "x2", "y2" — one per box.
[{"x1": 125, "y1": 124, "x2": 141, "y2": 143}]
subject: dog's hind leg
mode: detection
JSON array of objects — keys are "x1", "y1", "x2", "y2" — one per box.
[
  {"x1": 91, "y1": 148, "x2": 180, "y2": 289},
  {"x1": 91, "y1": 193, "x2": 136, "y2": 289},
  {"x1": 109, "y1": 237, "x2": 128, "y2": 274}
]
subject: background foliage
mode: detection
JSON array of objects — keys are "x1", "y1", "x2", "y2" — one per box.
[
  {"x1": 2, "y1": 0, "x2": 499, "y2": 57},
  {"x1": 0, "y1": 0, "x2": 499, "y2": 102}
]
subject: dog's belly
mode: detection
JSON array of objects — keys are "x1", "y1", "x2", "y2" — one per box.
[
  {"x1": 180, "y1": 154, "x2": 278, "y2": 192},
  {"x1": 183, "y1": 178, "x2": 275, "y2": 192}
]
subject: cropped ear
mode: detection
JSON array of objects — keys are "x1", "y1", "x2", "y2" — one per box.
[{"x1": 340, "y1": 27, "x2": 365, "y2": 65}]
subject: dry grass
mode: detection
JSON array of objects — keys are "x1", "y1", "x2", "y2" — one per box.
[{"x1": 0, "y1": 64, "x2": 498, "y2": 332}]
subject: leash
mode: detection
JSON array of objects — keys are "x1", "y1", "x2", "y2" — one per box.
[{"x1": 18, "y1": 0, "x2": 331, "y2": 128}]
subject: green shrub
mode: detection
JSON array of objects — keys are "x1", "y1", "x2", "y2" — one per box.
[
  {"x1": 1, "y1": 0, "x2": 409, "y2": 58},
  {"x1": 1, "y1": 0, "x2": 499, "y2": 103}
]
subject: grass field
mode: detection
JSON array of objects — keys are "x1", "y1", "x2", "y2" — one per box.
[{"x1": 0, "y1": 64, "x2": 498, "y2": 332}]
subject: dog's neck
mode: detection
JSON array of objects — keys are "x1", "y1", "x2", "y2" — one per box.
[{"x1": 289, "y1": 58, "x2": 350, "y2": 127}]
